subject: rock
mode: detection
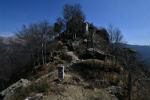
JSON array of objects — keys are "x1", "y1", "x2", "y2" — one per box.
[
  {"x1": 24, "y1": 93, "x2": 43, "y2": 100},
  {"x1": 85, "y1": 48, "x2": 106, "y2": 60},
  {"x1": 67, "y1": 41, "x2": 79, "y2": 51},
  {"x1": 58, "y1": 41, "x2": 63, "y2": 46},
  {"x1": 96, "y1": 28, "x2": 109, "y2": 43},
  {"x1": 105, "y1": 86, "x2": 122, "y2": 96},
  {"x1": 83, "y1": 39, "x2": 87, "y2": 43},
  {"x1": 34, "y1": 65, "x2": 42, "y2": 70},
  {"x1": 71, "y1": 41, "x2": 79, "y2": 50},
  {"x1": 66, "y1": 41, "x2": 73, "y2": 51},
  {"x1": 66, "y1": 51, "x2": 79, "y2": 64},
  {"x1": 72, "y1": 76, "x2": 81, "y2": 84},
  {"x1": 0, "y1": 79, "x2": 31, "y2": 100},
  {"x1": 62, "y1": 46, "x2": 68, "y2": 52}
]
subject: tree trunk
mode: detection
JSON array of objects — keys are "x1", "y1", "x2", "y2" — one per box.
[
  {"x1": 44, "y1": 42, "x2": 47, "y2": 63},
  {"x1": 42, "y1": 43, "x2": 45, "y2": 65}
]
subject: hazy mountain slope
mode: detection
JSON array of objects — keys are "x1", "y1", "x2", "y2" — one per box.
[{"x1": 127, "y1": 44, "x2": 150, "y2": 66}]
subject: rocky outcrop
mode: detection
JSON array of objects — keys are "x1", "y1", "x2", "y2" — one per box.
[
  {"x1": 24, "y1": 93, "x2": 43, "y2": 100},
  {"x1": 66, "y1": 51, "x2": 79, "y2": 64},
  {"x1": 67, "y1": 41, "x2": 80, "y2": 51},
  {"x1": 80, "y1": 48, "x2": 106, "y2": 60},
  {"x1": 105, "y1": 86, "x2": 122, "y2": 96},
  {"x1": 0, "y1": 79, "x2": 31, "y2": 100}
]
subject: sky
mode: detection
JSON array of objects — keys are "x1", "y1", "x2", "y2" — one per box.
[{"x1": 0, "y1": 0, "x2": 150, "y2": 45}]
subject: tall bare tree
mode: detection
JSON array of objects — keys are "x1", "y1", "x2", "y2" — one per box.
[
  {"x1": 63, "y1": 4, "x2": 85, "y2": 38},
  {"x1": 16, "y1": 20, "x2": 53, "y2": 66},
  {"x1": 108, "y1": 25, "x2": 124, "y2": 63},
  {"x1": 54, "y1": 17, "x2": 64, "y2": 34},
  {"x1": 63, "y1": 4, "x2": 85, "y2": 22}
]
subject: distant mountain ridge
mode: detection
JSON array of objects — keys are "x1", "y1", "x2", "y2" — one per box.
[{"x1": 126, "y1": 44, "x2": 150, "y2": 67}]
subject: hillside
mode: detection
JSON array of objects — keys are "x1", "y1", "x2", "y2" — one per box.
[
  {"x1": 0, "y1": 3, "x2": 150, "y2": 100},
  {"x1": 0, "y1": 36, "x2": 150, "y2": 100},
  {"x1": 126, "y1": 44, "x2": 150, "y2": 67}
]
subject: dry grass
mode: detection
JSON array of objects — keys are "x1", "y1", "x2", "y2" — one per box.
[
  {"x1": 73, "y1": 59, "x2": 123, "y2": 73},
  {"x1": 71, "y1": 59, "x2": 124, "y2": 87},
  {"x1": 12, "y1": 80, "x2": 50, "y2": 100},
  {"x1": 43, "y1": 85, "x2": 118, "y2": 100},
  {"x1": 28, "y1": 62, "x2": 57, "y2": 81},
  {"x1": 11, "y1": 77, "x2": 65, "y2": 100}
]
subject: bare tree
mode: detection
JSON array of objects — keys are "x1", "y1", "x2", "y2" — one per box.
[
  {"x1": 63, "y1": 4, "x2": 85, "y2": 22},
  {"x1": 54, "y1": 17, "x2": 64, "y2": 34},
  {"x1": 108, "y1": 25, "x2": 123, "y2": 49},
  {"x1": 63, "y1": 4, "x2": 85, "y2": 38},
  {"x1": 16, "y1": 21, "x2": 53, "y2": 66},
  {"x1": 0, "y1": 21, "x2": 55, "y2": 91},
  {"x1": 108, "y1": 25, "x2": 124, "y2": 64}
]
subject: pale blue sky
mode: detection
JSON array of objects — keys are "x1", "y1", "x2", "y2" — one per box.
[{"x1": 0, "y1": 0, "x2": 150, "y2": 45}]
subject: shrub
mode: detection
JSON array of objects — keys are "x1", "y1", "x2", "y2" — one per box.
[{"x1": 12, "y1": 80, "x2": 49, "y2": 100}]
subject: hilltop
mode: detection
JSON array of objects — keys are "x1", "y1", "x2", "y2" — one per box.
[
  {"x1": 0, "y1": 3, "x2": 150, "y2": 100},
  {"x1": 0, "y1": 27, "x2": 150, "y2": 100}
]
